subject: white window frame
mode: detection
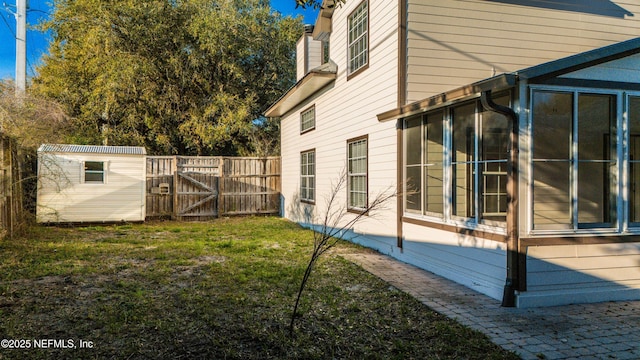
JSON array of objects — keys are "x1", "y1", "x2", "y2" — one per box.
[
  {"x1": 347, "y1": 136, "x2": 368, "y2": 212},
  {"x1": 322, "y1": 39, "x2": 330, "y2": 64},
  {"x1": 449, "y1": 98, "x2": 509, "y2": 226},
  {"x1": 625, "y1": 92, "x2": 640, "y2": 232},
  {"x1": 527, "y1": 85, "x2": 623, "y2": 236},
  {"x1": 402, "y1": 95, "x2": 510, "y2": 234},
  {"x1": 403, "y1": 111, "x2": 445, "y2": 218},
  {"x1": 300, "y1": 105, "x2": 316, "y2": 134},
  {"x1": 347, "y1": 0, "x2": 368, "y2": 78},
  {"x1": 83, "y1": 161, "x2": 106, "y2": 184},
  {"x1": 300, "y1": 150, "x2": 315, "y2": 203}
]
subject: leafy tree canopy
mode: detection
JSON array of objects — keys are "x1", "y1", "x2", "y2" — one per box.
[
  {"x1": 33, "y1": 0, "x2": 303, "y2": 155},
  {"x1": 294, "y1": 0, "x2": 345, "y2": 9},
  {"x1": 0, "y1": 80, "x2": 70, "y2": 151}
]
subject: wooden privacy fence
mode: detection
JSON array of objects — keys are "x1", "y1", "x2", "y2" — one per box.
[
  {"x1": 0, "y1": 135, "x2": 22, "y2": 237},
  {"x1": 146, "y1": 156, "x2": 281, "y2": 220}
]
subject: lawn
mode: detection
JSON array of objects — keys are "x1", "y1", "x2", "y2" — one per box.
[{"x1": 0, "y1": 217, "x2": 519, "y2": 359}]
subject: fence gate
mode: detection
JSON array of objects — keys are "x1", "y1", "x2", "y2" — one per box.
[
  {"x1": 146, "y1": 156, "x2": 280, "y2": 220},
  {"x1": 175, "y1": 172, "x2": 219, "y2": 219}
]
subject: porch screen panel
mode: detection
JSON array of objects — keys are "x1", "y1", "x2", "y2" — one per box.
[
  {"x1": 629, "y1": 97, "x2": 640, "y2": 223},
  {"x1": 452, "y1": 102, "x2": 476, "y2": 218},
  {"x1": 532, "y1": 91, "x2": 572, "y2": 229},
  {"x1": 577, "y1": 94, "x2": 615, "y2": 226},
  {"x1": 480, "y1": 94, "x2": 509, "y2": 222},
  {"x1": 424, "y1": 111, "x2": 444, "y2": 215},
  {"x1": 405, "y1": 116, "x2": 422, "y2": 212}
]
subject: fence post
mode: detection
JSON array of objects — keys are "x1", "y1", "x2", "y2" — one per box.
[
  {"x1": 172, "y1": 156, "x2": 178, "y2": 220},
  {"x1": 218, "y1": 157, "x2": 224, "y2": 217}
]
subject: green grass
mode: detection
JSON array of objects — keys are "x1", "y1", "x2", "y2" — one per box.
[{"x1": 0, "y1": 217, "x2": 519, "y2": 359}]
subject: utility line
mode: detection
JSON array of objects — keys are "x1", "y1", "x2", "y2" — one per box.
[
  {"x1": 2, "y1": 2, "x2": 50, "y2": 78},
  {"x1": 0, "y1": 11, "x2": 16, "y2": 38},
  {"x1": 2, "y1": 4, "x2": 49, "y2": 40}
]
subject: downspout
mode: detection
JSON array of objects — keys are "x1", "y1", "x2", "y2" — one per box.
[
  {"x1": 480, "y1": 90, "x2": 519, "y2": 307},
  {"x1": 396, "y1": 0, "x2": 408, "y2": 250}
]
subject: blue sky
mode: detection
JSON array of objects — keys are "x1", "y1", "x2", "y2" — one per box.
[{"x1": 0, "y1": 1, "x2": 318, "y2": 81}]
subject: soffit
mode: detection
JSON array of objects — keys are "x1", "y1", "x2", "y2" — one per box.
[
  {"x1": 264, "y1": 62, "x2": 337, "y2": 118},
  {"x1": 377, "y1": 74, "x2": 516, "y2": 122}
]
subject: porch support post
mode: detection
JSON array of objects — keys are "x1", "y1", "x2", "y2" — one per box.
[
  {"x1": 396, "y1": 120, "x2": 404, "y2": 248},
  {"x1": 396, "y1": 0, "x2": 407, "y2": 249},
  {"x1": 481, "y1": 90, "x2": 520, "y2": 307}
]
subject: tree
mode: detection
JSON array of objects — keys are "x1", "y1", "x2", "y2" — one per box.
[
  {"x1": 0, "y1": 80, "x2": 71, "y2": 223},
  {"x1": 33, "y1": 0, "x2": 302, "y2": 156},
  {"x1": 289, "y1": 170, "x2": 395, "y2": 334},
  {"x1": 294, "y1": 0, "x2": 346, "y2": 9},
  {"x1": 0, "y1": 80, "x2": 69, "y2": 152}
]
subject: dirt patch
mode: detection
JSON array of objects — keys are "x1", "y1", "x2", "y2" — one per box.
[{"x1": 192, "y1": 255, "x2": 226, "y2": 265}]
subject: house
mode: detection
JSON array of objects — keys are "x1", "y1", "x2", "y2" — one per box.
[
  {"x1": 265, "y1": 0, "x2": 640, "y2": 307},
  {"x1": 37, "y1": 144, "x2": 147, "y2": 223}
]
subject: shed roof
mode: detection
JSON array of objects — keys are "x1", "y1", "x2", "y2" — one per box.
[{"x1": 38, "y1": 144, "x2": 147, "y2": 155}]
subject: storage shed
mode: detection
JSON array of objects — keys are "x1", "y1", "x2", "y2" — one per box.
[{"x1": 37, "y1": 144, "x2": 147, "y2": 223}]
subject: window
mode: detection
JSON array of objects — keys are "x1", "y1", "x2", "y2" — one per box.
[
  {"x1": 451, "y1": 103, "x2": 476, "y2": 218},
  {"x1": 348, "y1": 136, "x2": 368, "y2": 211},
  {"x1": 451, "y1": 96, "x2": 509, "y2": 223},
  {"x1": 403, "y1": 94, "x2": 509, "y2": 224},
  {"x1": 322, "y1": 39, "x2": 330, "y2": 64},
  {"x1": 401, "y1": 87, "x2": 633, "y2": 234},
  {"x1": 84, "y1": 161, "x2": 105, "y2": 183},
  {"x1": 630, "y1": 96, "x2": 640, "y2": 224},
  {"x1": 347, "y1": 1, "x2": 368, "y2": 77},
  {"x1": 300, "y1": 106, "x2": 316, "y2": 133},
  {"x1": 405, "y1": 111, "x2": 444, "y2": 216},
  {"x1": 300, "y1": 150, "x2": 315, "y2": 203},
  {"x1": 531, "y1": 90, "x2": 616, "y2": 230},
  {"x1": 481, "y1": 102, "x2": 509, "y2": 221}
]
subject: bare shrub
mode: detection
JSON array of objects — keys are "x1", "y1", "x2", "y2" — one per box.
[{"x1": 290, "y1": 169, "x2": 396, "y2": 334}]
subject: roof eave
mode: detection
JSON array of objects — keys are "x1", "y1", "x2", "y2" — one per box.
[
  {"x1": 518, "y1": 37, "x2": 640, "y2": 80},
  {"x1": 311, "y1": 0, "x2": 335, "y2": 40},
  {"x1": 264, "y1": 65, "x2": 337, "y2": 118},
  {"x1": 377, "y1": 74, "x2": 517, "y2": 122}
]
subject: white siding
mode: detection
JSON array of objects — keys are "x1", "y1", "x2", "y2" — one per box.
[
  {"x1": 520, "y1": 243, "x2": 640, "y2": 307},
  {"x1": 37, "y1": 152, "x2": 146, "y2": 223},
  {"x1": 280, "y1": 0, "x2": 640, "y2": 308},
  {"x1": 401, "y1": 223, "x2": 507, "y2": 300},
  {"x1": 308, "y1": 37, "x2": 323, "y2": 71},
  {"x1": 296, "y1": 34, "x2": 323, "y2": 81},
  {"x1": 281, "y1": 0, "x2": 399, "y2": 242},
  {"x1": 281, "y1": 0, "x2": 509, "y2": 302},
  {"x1": 406, "y1": 0, "x2": 640, "y2": 102},
  {"x1": 561, "y1": 52, "x2": 640, "y2": 82},
  {"x1": 296, "y1": 36, "x2": 306, "y2": 81}
]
